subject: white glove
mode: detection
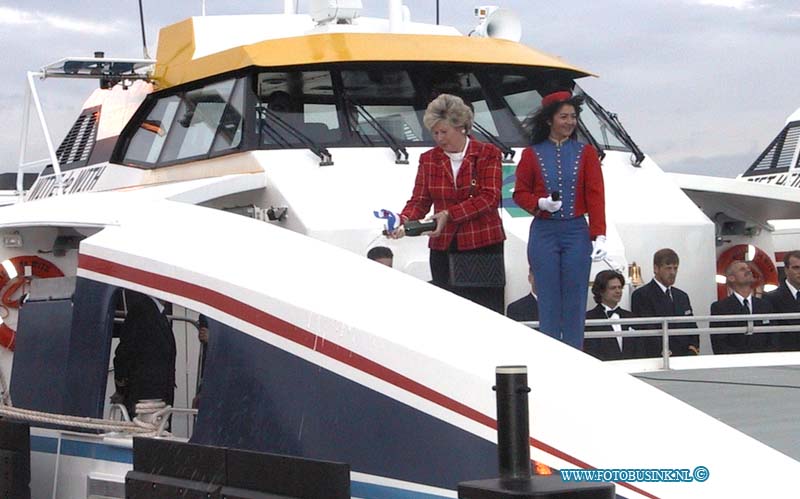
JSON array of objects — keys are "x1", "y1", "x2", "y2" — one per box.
[
  {"x1": 537, "y1": 195, "x2": 562, "y2": 213},
  {"x1": 591, "y1": 235, "x2": 607, "y2": 262}
]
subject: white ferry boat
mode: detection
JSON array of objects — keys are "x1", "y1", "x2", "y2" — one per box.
[{"x1": 0, "y1": 1, "x2": 798, "y2": 498}]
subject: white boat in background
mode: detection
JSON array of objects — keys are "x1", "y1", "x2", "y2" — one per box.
[
  {"x1": 0, "y1": 2, "x2": 798, "y2": 498},
  {"x1": 739, "y1": 107, "x2": 800, "y2": 188},
  {"x1": 671, "y1": 106, "x2": 800, "y2": 303}
]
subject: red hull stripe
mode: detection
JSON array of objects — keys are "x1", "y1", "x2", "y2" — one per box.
[{"x1": 78, "y1": 253, "x2": 656, "y2": 499}]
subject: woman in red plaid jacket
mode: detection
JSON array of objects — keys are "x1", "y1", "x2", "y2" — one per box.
[{"x1": 390, "y1": 94, "x2": 506, "y2": 313}]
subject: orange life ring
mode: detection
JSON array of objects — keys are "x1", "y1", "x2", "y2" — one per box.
[
  {"x1": 0, "y1": 255, "x2": 64, "y2": 351},
  {"x1": 716, "y1": 244, "x2": 778, "y2": 300}
]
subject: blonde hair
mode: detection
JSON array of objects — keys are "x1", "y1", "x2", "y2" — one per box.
[{"x1": 423, "y1": 94, "x2": 474, "y2": 133}]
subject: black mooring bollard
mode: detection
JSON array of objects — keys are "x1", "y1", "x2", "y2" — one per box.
[
  {"x1": 458, "y1": 366, "x2": 615, "y2": 498},
  {"x1": 494, "y1": 365, "x2": 532, "y2": 481}
]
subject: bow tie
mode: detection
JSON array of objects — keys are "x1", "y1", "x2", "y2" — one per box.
[{"x1": 606, "y1": 308, "x2": 620, "y2": 318}]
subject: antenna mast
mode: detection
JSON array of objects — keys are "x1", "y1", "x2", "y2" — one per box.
[{"x1": 138, "y1": 0, "x2": 151, "y2": 59}]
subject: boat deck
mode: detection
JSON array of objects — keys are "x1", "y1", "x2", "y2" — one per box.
[{"x1": 638, "y1": 365, "x2": 800, "y2": 460}]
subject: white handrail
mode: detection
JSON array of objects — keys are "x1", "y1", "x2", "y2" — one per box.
[
  {"x1": 520, "y1": 311, "x2": 800, "y2": 369},
  {"x1": 523, "y1": 311, "x2": 800, "y2": 331},
  {"x1": 17, "y1": 71, "x2": 65, "y2": 202},
  {"x1": 16, "y1": 76, "x2": 32, "y2": 199}
]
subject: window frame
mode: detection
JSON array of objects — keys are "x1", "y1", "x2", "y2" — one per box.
[
  {"x1": 114, "y1": 63, "x2": 637, "y2": 169},
  {"x1": 114, "y1": 70, "x2": 251, "y2": 169}
]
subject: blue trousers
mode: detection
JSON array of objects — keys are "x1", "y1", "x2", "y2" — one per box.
[{"x1": 528, "y1": 217, "x2": 591, "y2": 349}]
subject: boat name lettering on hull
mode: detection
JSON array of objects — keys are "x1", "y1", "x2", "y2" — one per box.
[
  {"x1": 746, "y1": 172, "x2": 800, "y2": 187},
  {"x1": 27, "y1": 166, "x2": 106, "y2": 200}
]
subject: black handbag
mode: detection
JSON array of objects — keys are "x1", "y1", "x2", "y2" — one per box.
[
  {"x1": 448, "y1": 251, "x2": 506, "y2": 288},
  {"x1": 446, "y1": 152, "x2": 505, "y2": 288}
]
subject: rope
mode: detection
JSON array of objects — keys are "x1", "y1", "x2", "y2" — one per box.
[
  {"x1": 131, "y1": 399, "x2": 172, "y2": 434},
  {"x1": 0, "y1": 400, "x2": 172, "y2": 436}
]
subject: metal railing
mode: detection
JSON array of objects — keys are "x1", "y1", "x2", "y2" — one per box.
[
  {"x1": 15, "y1": 57, "x2": 155, "y2": 202},
  {"x1": 521, "y1": 312, "x2": 800, "y2": 370},
  {"x1": 19, "y1": 71, "x2": 64, "y2": 199}
]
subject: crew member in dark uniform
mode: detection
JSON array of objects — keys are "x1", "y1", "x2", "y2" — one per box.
[
  {"x1": 630, "y1": 248, "x2": 698, "y2": 357},
  {"x1": 585, "y1": 270, "x2": 635, "y2": 360},
  {"x1": 506, "y1": 270, "x2": 539, "y2": 322},
  {"x1": 764, "y1": 250, "x2": 800, "y2": 351},
  {"x1": 711, "y1": 260, "x2": 774, "y2": 354},
  {"x1": 112, "y1": 291, "x2": 176, "y2": 418}
]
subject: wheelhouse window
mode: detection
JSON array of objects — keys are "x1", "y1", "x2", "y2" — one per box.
[
  {"x1": 256, "y1": 70, "x2": 341, "y2": 146},
  {"x1": 161, "y1": 79, "x2": 240, "y2": 161},
  {"x1": 123, "y1": 95, "x2": 181, "y2": 164},
  {"x1": 122, "y1": 77, "x2": 244, "y2": 167},
  {"x1": 116, "y1": 63, "x2": 643, "y2": 168},
  {"x1": 340, "y1": 69, "x2": 423, "y2": 143},
  {"x1": 467, "y1": 71, "x2": 528, "y2": 144},
  {"x1": 574, "y1": 87, "x2": 629, "y2": 151},
  {"x1": 212, "y1": 79, "x2": 245, "y2": 154},
  {"x1": 499, "y1": 75, "x2": 542, "y2": 123}
]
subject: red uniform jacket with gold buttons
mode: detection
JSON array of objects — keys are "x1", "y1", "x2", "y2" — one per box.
[
  {"x1": 512, "y1": 143, "x2": 606, "y2": 239},
  {"x1": 401, "y1": 139, "x2": 506, "y2": 251}
]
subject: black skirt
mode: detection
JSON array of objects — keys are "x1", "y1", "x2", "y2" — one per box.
[{"x1": 429, "y1": 241, "x2": 505, "y2": 314}]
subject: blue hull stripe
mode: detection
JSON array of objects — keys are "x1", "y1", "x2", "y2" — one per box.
[
  {"x1": 31, "y1": 435, "x2": 133, "y2": 464},
  {"x1": 30, "y1": 435, "x2": 453, "y2": 498},
  {"x1": 351, "y1": 482, "x2": 451, "y2": 499},
  {"x1": 30, "y1": 435, "x2": 629, "y2": 499}
]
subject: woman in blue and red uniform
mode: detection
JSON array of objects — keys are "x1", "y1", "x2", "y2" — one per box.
[
  {"x1": 391, "y1": 93, "x2": 505, "y2": 312},
  {"x1": 513, "y1": 90, "x2": 606, "y2": 349}
]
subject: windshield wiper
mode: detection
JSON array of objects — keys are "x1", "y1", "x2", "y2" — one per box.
[
  {"x1": 258, "y1": 106, "x2": 333, "y2": 166},
  {"x1": 606, "y1": 111, "x2": 645, "y2": 166},
  {"x1": 581, "y1": 92, "x2": 645, "y2": 167},
  {"x1": 343, "y1": 95, "x2": 409, "y2": 165},
  {"x1": 472, "y1": 121, "x2": 516, "y2": 164},
  {"x1": 576, "y1": 121, "x2": 606, "y2": 163}
]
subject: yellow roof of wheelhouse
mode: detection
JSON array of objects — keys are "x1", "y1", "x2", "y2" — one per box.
[{"x1": 153, "y1": 18, "x2": 594, "y2": 89}]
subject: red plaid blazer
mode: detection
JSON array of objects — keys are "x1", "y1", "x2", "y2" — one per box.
[
  {"x1": 401, "y1": 139, "x2": 505, "y2": 251},
  {"x1": 513, "y1": 143, "x2": 606, "y2": 239}
]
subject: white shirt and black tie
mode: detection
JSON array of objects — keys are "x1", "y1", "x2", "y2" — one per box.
[
  {"x1": 602, "y1": 304, "x2": 624, "y2": 351},
  {"x1": 654, "y1": 279, "x2": 675, "y2": 311},
  {"x1": 733, "y1": 291, "x2": 752, "y2": 315},
  {"x1": 786, "y1": 280, "x2": 800, "y2": 303}
]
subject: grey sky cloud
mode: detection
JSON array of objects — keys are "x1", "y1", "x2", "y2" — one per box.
[
  {"x1": 1, "y1": 0, "x2": 798, "y2": 178},
  {"x1": 0, "y1": 6, "x2": 126, "y2": 34}
]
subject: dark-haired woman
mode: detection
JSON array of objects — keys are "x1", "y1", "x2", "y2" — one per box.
[{"x1": 513, "y1": 90, "x2": 606, "y2": 349}]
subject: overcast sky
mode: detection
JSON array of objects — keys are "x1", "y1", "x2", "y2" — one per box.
[{"x1": 1, "y1": 0, "x2": 798, "y2": 176}]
